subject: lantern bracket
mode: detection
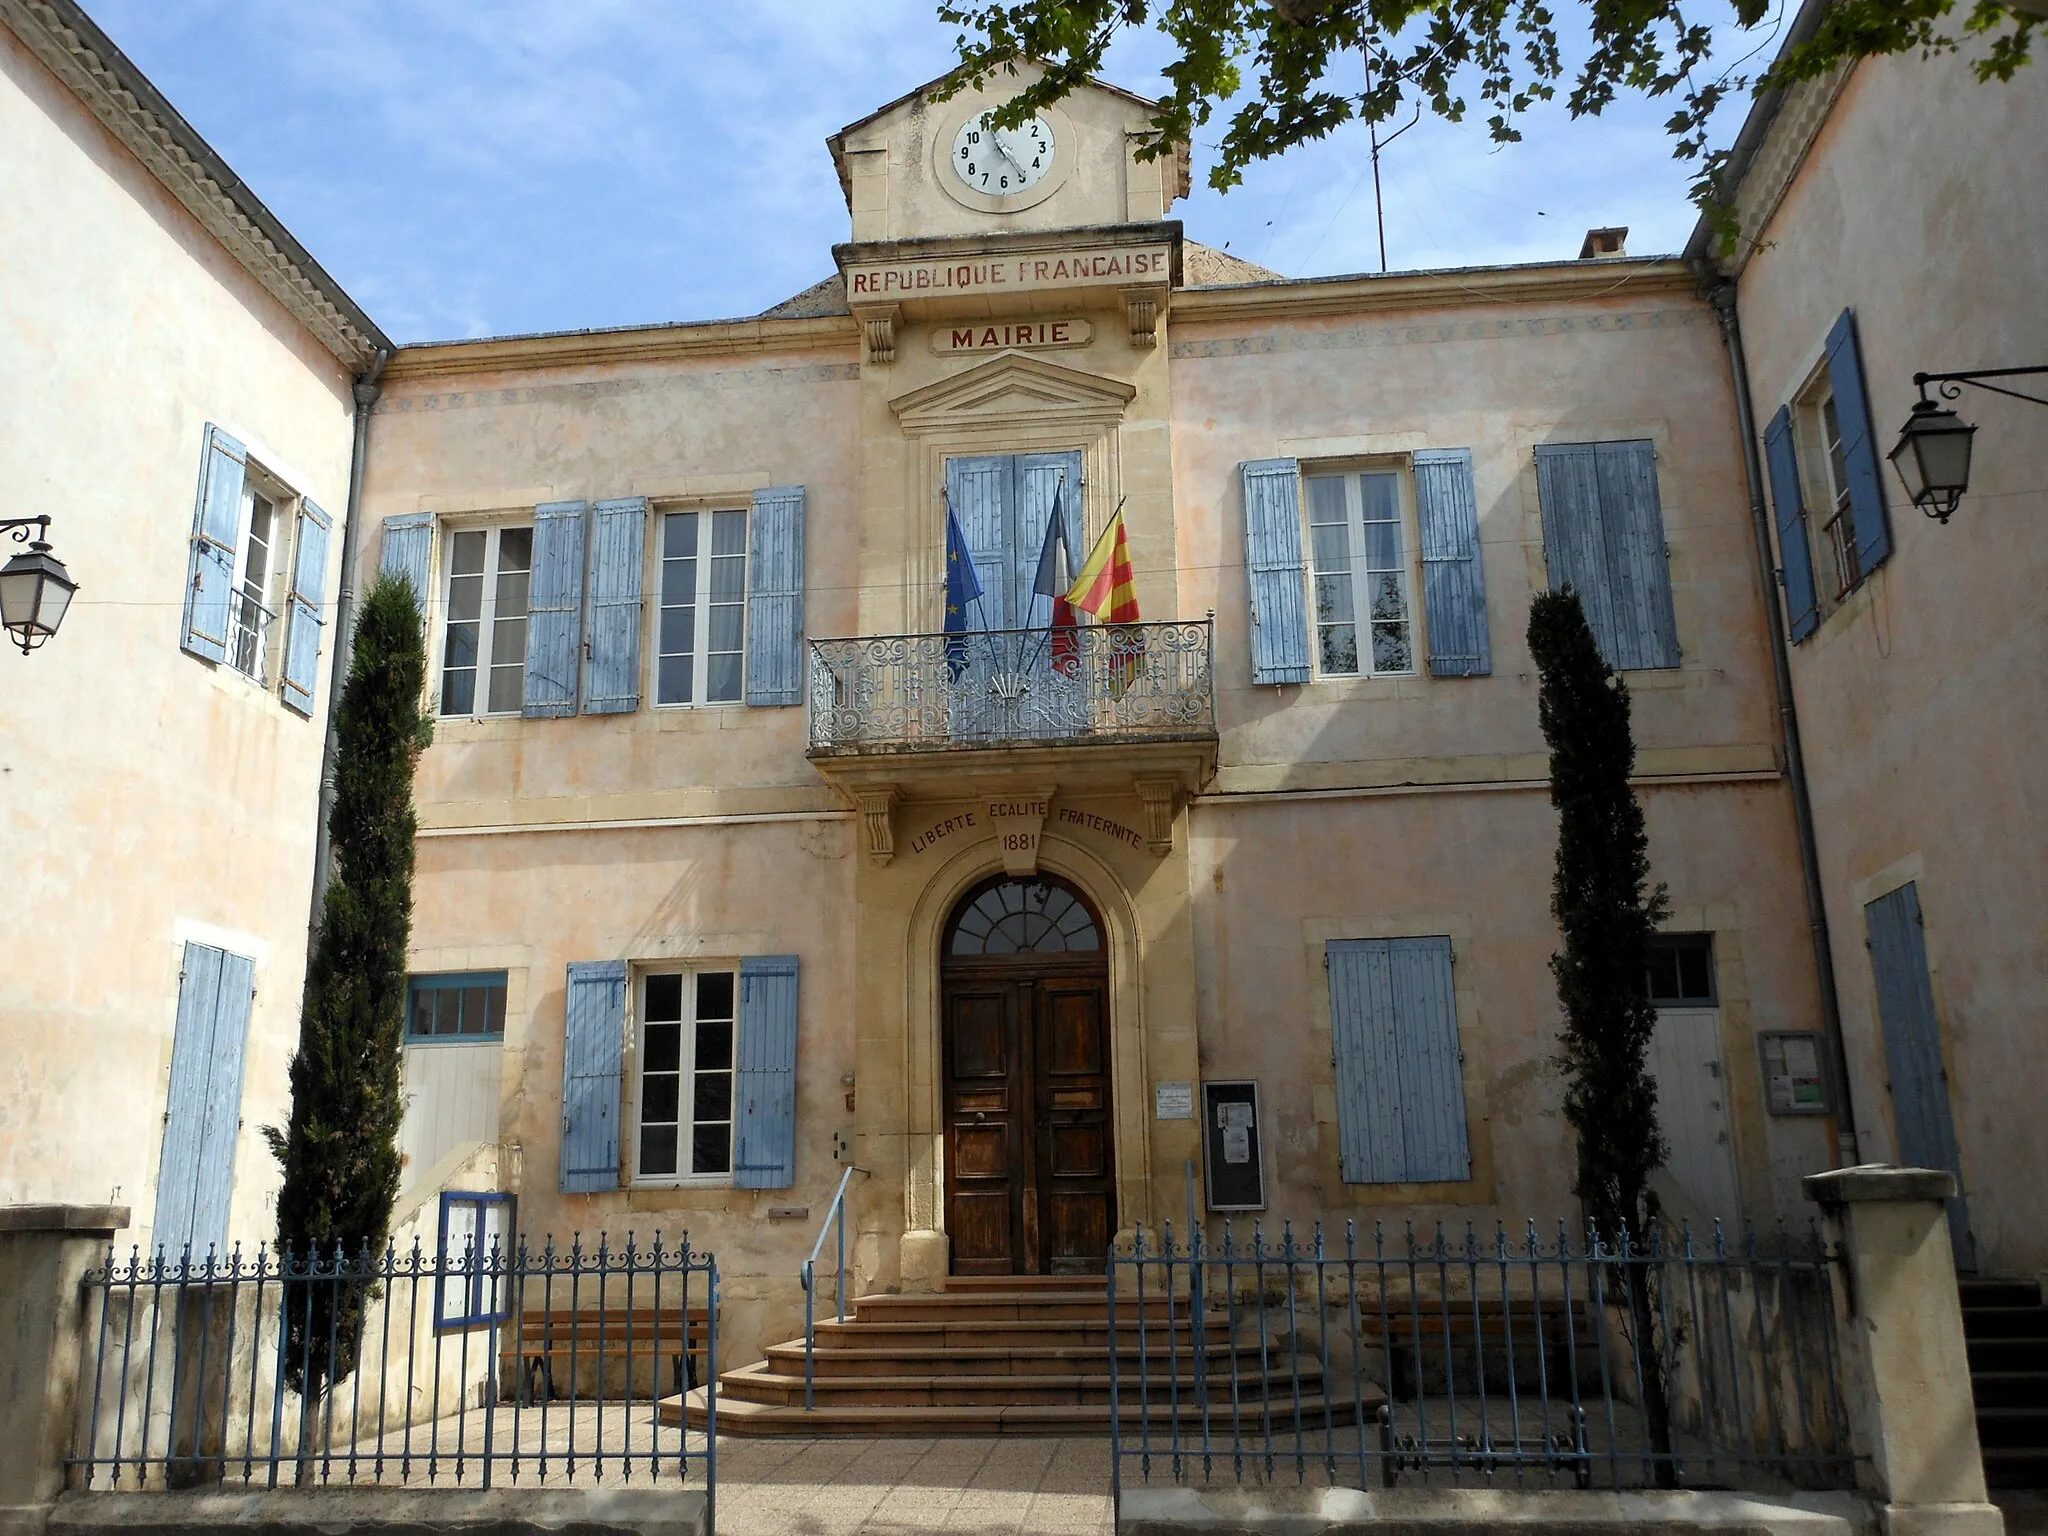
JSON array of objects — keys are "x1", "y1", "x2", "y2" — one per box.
[
  {"x1": 1913, "y1": 366, "x2": 2048, "y2": 411},
  {"x1": 2, "y1": 516, "x2": 52, "y2": 545}
]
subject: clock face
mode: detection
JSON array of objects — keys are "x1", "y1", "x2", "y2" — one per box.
[{"x1": 952, "y1": 112, "x2": 1055, "y2": 198}]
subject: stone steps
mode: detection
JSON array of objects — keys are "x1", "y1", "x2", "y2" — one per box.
[
  {"x1": 679, "y1": 1275, "x2": 1369, "y2": 1437},
  {"x1": 1963, "y1": 1277, "x2": 2048, "y2": 1488}
]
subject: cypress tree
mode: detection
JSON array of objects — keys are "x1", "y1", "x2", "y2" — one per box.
[
  {"x1": 264, "y1": 573, "x2": 429, "y2": 1402},
  {"x1": 1527, "y1": 587, "x2": 1676, "y2": 1482}
]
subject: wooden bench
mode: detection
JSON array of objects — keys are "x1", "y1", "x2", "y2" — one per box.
[{"x1": 501, "y1": 1306, "x2": 714, "y2": 1403}]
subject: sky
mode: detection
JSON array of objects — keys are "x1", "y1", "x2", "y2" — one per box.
[{"x1": 84, "y1": 1, "x2": 1792, "y2": 345}]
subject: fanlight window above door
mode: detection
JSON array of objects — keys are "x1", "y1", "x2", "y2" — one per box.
[{"x1": 950, "y1": 879, "x2": 1101, "y2": 955}]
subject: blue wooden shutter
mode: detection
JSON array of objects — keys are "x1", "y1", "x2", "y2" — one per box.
[
  {"x1": 191, "y1": 950, "x2": 255, "y2": 1254},
  {"x1": 1326, "y1": 940, "x2": 1407, "y2": 1183},
  {"x1": 1327, "y1": 937, "x2": 1470, "y2": 1183},
  {"x1": 154, "y1": 943, "x2": 254, "y2": 1257},
  {"x1": 1535, "y1": 444, "x2": 1615, "y2": 657},
  {"x1": 745, "y1": 486, "x2": 807, "y2": 706},
  {"x1": 1594, "y1": 440, "x2": 1681, "y2": 670},
  {"x1": 181, "y1": 426, "x2": 246, "y2": 663},
  {"x1": 280, "y1": 499, "x2": 332, "y2": 716},
  {"x1": 1825, "y1": 309, "x2": 1892, "y2": 575},
  {"x1": 734, "y1": 954, "x2": 800, "y2": 1189},
  {"x1": 582, "y1": 496, "x2": 647, "y2": 715},
  {"x1": 560, "y1": 960, "x2": 626, "y2": 1193},
  {"x1": 379, "y1": 513, "x2": 435, "y2": 614},
  {"x1": 1413, "y1": 449, "x2": 1492, "y2": 677},
  {"x1": 524, "y1": 500, "x2": 588, "y2": 718},
  {"x1": 1240, "y1": 458, "x2": 1311, "y2": 685},
  {"x1": 1386, "y1": 937, "x2": 1470, "y2": 1182},
  {"x1": 1537, "y1": 442, "x2": 1679, "y2": 670},
  {"x1": 1865, "y1": 884, "x2": 1975, "y2": 1270},
  {"x1": 1763, "y1": 406, "x2": 1820, "y2": 643},
  {"x1": 154, "y1": 943, "x2": 222, "y2": 1254}
]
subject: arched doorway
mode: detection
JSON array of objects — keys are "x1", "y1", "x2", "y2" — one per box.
[{"x1": 941, "y1": 874, "x2": 1115, "y2": 1275}]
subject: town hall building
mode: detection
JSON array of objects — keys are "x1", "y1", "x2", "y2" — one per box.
[
  {"x1": 7, "y1": 0, "x2": 2043, "y2": 1438},
  {"x1": 361, "y1": 69, "x2": 1838, "y2": 1372}
]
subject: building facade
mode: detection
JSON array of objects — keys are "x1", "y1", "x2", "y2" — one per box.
[
  {"x1": 359, "y1": 70, "x2": 1849, "y2": 1365},
  {"x1": 1694, "y1": 7, "x2": 2048, "y2": 1277},
  {"x1": 7, "y1": 0, "x2": 2040, "y2": 1384},
  {"x1": 0, "y1": 2, "x2": 388, "y2": 1253}
]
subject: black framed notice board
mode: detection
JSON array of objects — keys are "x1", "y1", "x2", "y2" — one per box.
[{"x1": 1200, "y1": 1080, "x2": 1265, "y2": 1211}]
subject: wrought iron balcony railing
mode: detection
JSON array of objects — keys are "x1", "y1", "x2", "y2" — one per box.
[{"x1": 807, "y1": 619, "x2": 1215, "y2": 755}]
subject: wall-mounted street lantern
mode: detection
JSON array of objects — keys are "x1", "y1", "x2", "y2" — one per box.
[
  {"x1": 1890, "y1": 366, "x2": 2048, "y2": 523},
  {"x1": 0, "y1": 517, "x2": 78, "y2": 653}
]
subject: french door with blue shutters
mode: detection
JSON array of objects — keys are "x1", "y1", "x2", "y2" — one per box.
[
  {"x1": 154, "y1": 942, "x2": 256, "y2": 1257},
  {"x1": 943, "y1": 451, "x2": 1087, "y2": 741},
  {"x1": 1865, "y1": 883, "x2": 1976, "y2": 1271}
]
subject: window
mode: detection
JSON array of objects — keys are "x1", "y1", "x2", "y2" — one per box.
[
  {"x1": 1304, "y1": 469, "x2": 1416, "y2": 677},
  {"x1": 1792, "y1": 386, "x2": 1867, "y2": 603},
  {"x1": 434, "y1": 1192, "x2": 513, "y2": 1330},
  {"x1": 656, "y1": 509, "x2": 747, "y2": 706},
  {"x1": 440, "y1": 525, "x2": 533, "y2": 716},
  {"x1": 636, "y1": 969, "x2": 736, "y2": 1181},
  {"x1": 1646, "y1": 934, "x2": 1716, "y2": 1006},
  {"x1": 229, "y1": 483, "x2": 288, "y2": 683},
  {"x1": 407, "y1": 972, "x2": 508, "y2": 1040}
]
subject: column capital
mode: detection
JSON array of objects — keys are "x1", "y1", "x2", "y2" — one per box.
[{"x1": 1803, "y1": 1164, "x2": 1957, "y2": 1208}]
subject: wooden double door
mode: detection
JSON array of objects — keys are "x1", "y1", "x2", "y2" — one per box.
[{"x1": 941, "y1": 878, "x2": 1115, "y2": 1274}]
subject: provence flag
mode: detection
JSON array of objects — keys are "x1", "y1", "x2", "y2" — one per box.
[
  {"x1": 1031, "y1": 481, "x2": 1081, "y2": 677},
  {"x1": 944, "y1": 495, "x2": 983, "y2": 680},
  {"x1": 1067, "y1": 505, "x2": 1141, "y2": 692}
]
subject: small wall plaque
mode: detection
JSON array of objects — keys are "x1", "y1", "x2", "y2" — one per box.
[
  {"x1": 1154, "y1": 1081, "x2": 1194, "y2": 1120},
  {"x1": 1759, "y1": 1031, "x2": 1830, "y2": 1116}
]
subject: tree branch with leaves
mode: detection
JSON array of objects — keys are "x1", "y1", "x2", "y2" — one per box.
[{"x1": 936, "y1": 0, "x2": 2037, "y2": 241}]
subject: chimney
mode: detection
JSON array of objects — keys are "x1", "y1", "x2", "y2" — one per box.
[{"x1": 1579, "y1": 226, "x2": 1628, "y2": 259}]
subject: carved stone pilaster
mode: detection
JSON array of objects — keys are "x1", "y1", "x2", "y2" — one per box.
[
  {"x1": 856, "y1": 786, "x2": 900, "y2": 865},
  {"x1": 1133, "y1": 778, "x2": 1180, "y2": 856},
  {"x1": 857, "y1": 305, "x2": 901, "y2": 365},
  {"x1": 1122, "y1": 289, "x2": 1161, "y2": 349}
]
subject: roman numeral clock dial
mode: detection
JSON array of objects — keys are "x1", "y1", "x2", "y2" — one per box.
[{"x1": 953, "y1": 112, "x2": 1054, "y2": 198}]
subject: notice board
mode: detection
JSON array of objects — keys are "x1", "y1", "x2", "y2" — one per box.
[{"x1": 1200, "y1": 1080, "x2": 1266, "y2": 1211}]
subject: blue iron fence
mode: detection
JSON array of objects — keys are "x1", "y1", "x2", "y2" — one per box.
[
  {"x1": 1109, "y1": 1219, "x2": 1855, "y2": 1503},
  {"x1": 68, "y1": 1233, "x2": 716, "y2": 1498}
]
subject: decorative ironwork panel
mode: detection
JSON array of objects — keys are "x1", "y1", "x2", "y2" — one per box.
[{"x1": 808, "y1": 620, "x2": 1215, "y2": 753}]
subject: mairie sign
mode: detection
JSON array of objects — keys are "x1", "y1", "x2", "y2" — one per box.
[{"x1": 932, "y1": 319, "x2": 1092, "y2": 355}]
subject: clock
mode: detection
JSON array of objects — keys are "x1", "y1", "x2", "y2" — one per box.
[{"x1": 951, "y1": 111, "x2": 1056, "y2": 198}]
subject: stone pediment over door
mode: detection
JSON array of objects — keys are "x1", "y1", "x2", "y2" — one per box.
[{"x1": 890, "y1": 352, "x2": 1137, "y2": 436}]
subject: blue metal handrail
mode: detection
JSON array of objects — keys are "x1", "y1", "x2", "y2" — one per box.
[{"x1": 800, "y1": 1164, "x2": 868, "y2": 1410}]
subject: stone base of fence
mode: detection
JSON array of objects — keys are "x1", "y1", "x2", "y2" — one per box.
[
  {"x1": 0, "y1": 1205, "x2": 128, "y2": 1536},
  {"x1": 1117, "y1": 1485, "x2": 1873, "y2": 1534},
  {"x1": 42, "y1": 1489, "x2": 706, "y2": 1536}
]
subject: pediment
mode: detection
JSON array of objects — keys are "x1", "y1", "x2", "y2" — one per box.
[{"x1": 890, "y1": 352, "x2": 1137, "y2": 432}]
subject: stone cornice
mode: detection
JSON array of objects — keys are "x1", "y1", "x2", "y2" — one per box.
[
  {"x1": 380, "y1": 313, "x2": 863, "y2": 383},
  {"x1": 1172, "y1": 256, "x2": 1699, "y2": 325},
  {"x1": 2, "y1": 0, "x2": 391, "y2": 370}
]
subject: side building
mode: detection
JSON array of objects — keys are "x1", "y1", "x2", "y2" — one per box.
[
  {"x1": 360, "y1": 67, "x2": 1840, "y2": 1367},
  {"x1": 0, "y1": 2, "x2": 388, "y2": 1256},
  {"x1": 1694, "y1": 0, "x2": 2048, "y2": 1278}
]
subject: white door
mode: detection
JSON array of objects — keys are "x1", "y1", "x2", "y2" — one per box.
[
  {"x1": 399, "y1": 1042, "x2": 503, "y2": 1184},
  {"x1": 1648, "y1": 1008, "x2": 1743, "y2": 1222}
]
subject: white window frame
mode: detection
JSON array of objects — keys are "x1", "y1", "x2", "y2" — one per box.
[
  {"x1": 631, "y1": 964, "x2": 739, "y2": 1188},
  {"x1": 228, "y1": 469, "x2": 295, "y2": 688},
  {"x1": 1302, "y1": 464, "x2": 1421, "y2": 681},
  {"x1": 1793, "y1": 373, "x2": 1864, "y2": 607},
  {"x1": 653, "y1": 507, "x2": 749, "y2": 709},
  {"x1": 437, "y1": 521, "x2": 534, "y2": 719}
]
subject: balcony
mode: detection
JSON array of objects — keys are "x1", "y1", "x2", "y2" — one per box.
[{"x1": 805, "y1": 620, "x2": 1218, "y2": 831}]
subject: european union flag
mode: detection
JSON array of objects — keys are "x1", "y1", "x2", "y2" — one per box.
[{"x1": 944, "y1": 495, "x2": 984, "y2": 679}]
